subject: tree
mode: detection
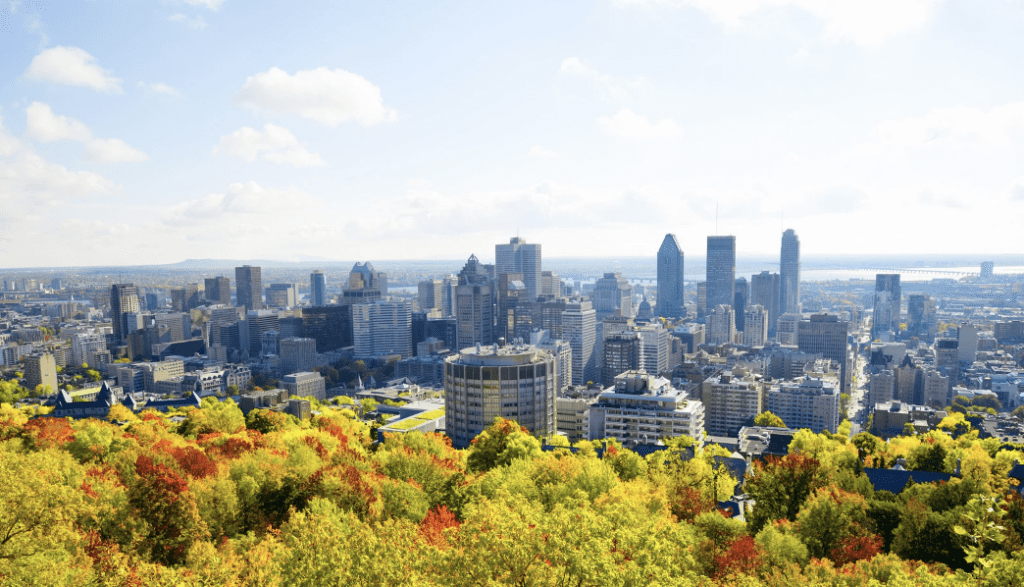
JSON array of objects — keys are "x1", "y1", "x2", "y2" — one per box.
[
  {"x1": 745, "y1": 454, "x2": 826, "y2": 532},
  {"x1": 359, "y1": 398, "x2": 378, "y2": 416},
  {"x1": 129, "y1": 455, "x2": 209, "y2": 565},
  {"x1": 466, "y1": 417, "x2": 541, "y2": 473},
  {"x1": 794, "y1": 486, "x2": 872, "y2": 561},
  {"x1": 754, "y1": 411, "x2": 786, "y2": 428}
]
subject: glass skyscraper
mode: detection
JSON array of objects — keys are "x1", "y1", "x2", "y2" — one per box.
[
  {"x1": 780, "y1": 229, "x2": 800, "y2": 315},
  {"x1": 706, "y1": 236, "x2": 736, "y2": 311},
  {"x1": 656, "y1": 234, "x2": 684, "y2": 318}
]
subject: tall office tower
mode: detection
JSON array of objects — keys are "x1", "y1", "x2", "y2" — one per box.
[
  {"x1": 352, "y1": 300, "x2": 413, "y2": 359},
  {"x1": 110, "y1": 283, "x2": 140, "y2": 343},
  {"x1": 958, "y1": 323, "x2": 979, "y2": 364},
  {"x1": 634, "y1": 323, "x2": 670, "y2": 376},
  {"x1": 23, "y1": 353, "x2": 57, "y2": 392},
  {"x1": 696, "y1": 282, "x2": 707, "y2": 320},
  {"x1": 343, "y1": 262, "x2": 388, "y2": 304},
  {"x1": 933, "y1": 338, "x2": 960, "y2": 386},
  {"x1": 742, "y1": 305, "x2": 768, "y2": 347},
  {"x1": 495, "y1": 273, "x2": 527, "y2": 342},
  {"x1": 171, "y1": 284, "x2": 202, "y2": 312},
  {"x1": 456, "y1": 255, "x2": 495, "y2": 348},
  {"x1": 302, "y1": 305, "x2": 353, "y2": 352},
  {"x1": 907, "y1": 293, "x2": 936, "y2": 342},
  {"x1": 418, "y1": 279, "x2": 443, "y2": 312},
  {"x1": 750, "y1": 271, "x2": 781, "y2": 337},
  {"x1": 779, "y1": 229, "x2": 800, "y2": 315},
  {"x1": 980, "y1": 261, "x2": 994, "y2": 279},
  {"x1": 235, "y1": 265, "x2": 263, "y2": 312},
  {"x1": 441, "y1": 275, "x2": 459, "y2": 317},
  {"x1": 280, "y1": 337, "x2": 318, "y2": 375},
  {"x1": 733, "y1": 277, "x2": 749, "y2": 332},
  {"x1": 155, "y1": 312, "x2": 191, "y2": 342},
  {"x1": 706, "y1": 304, "x2": 736, "y2": 346},
  {"x1": 540, "y1": 271, "x2": 561, "y2": 297},
  {"x1": 603, "y1": 331, "x2": 641, "y2": 385},
  {"x1": 591, "y1": 272, "x2": 634, "y2": 319},
  {"x1": 797, "y1": 313, "x2": 851, "y2": 393},
  {"x1": 656, "y1": 234, "x2": 685, "y2": 318},
  {"x1": 265, "y1": 283, "x2": 298, "y2": 308},
  {"x1": 706, "y1": 236, "x2": 736, "y2": 310},
  {"x1": 767, "y1": 377, "x2": 840, "y2": 434},
  {"x1": 243, "y1": 310, "x2": 279, "y2": 357},
  {"x1": 205, "y1": 277, "x2": 231, "y2": 306},
  {"x1": 562, "y1": 300, "x2": 597, "y2": 385},
  {"x1": 444, "y1": 344, "x2": 556, "y2": 448},
  {"x1": 279, "y1": 316, "x2": 304, "y2": 339},
  {"x1": 530, "y1": 330, "x2": 572, "y2": 392},
  {"x1": 871, "y1": 274, "x2": 902, "y2": 339},
  {"x1": 145, "y1": 292, "x2": 160, "y2": 311},
  {"x1": 495, "y1": 237, "x2": 542, "y2": 301},
  {"x1": 310, "y1": 271, "x2": 327, "y2": 306}
]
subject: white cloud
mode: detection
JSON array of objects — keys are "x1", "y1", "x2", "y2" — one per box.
[
  {"x1": 23, "y1": 102, "x2": 148, "y2": 162},
  {"x1": 1009, "y1": 178, "x2": 1024, "y2": 202},
  {"x1": 528, "y1": 145, "x2": 557, "y2": 157},
  {"x1": 162, "y1": 181, "x2": 324, "y2": 227},
  {"x1": 168, "y1": 13, "x2": 208, "y2": 29},
  {"x1": 213, "y1": 124, "x2": 324, "y2": 167},
  {"x1": 26, "y1": 102, "x2": 91, "y2": 142},
  {"x1": 233, "y1": 67, "x2": 397, "y2": 126},
  {"x1": 85, "y1": 138, "x2": 149, "y2": 163},
  {"x1": 137, "y1": 81, "x2": 182, "y2": 97},
  {"x1": 560, "y1": 57, "x2": 644, "y2": 99},
  {"x1": 24, "y1": 46, "x2": 122, "y2": 92},
  {"x1": 184, "y1": 0, "x2": 225, "y2": 10},
  {"x1": 871, "y1": 102, "x2": 1024, "y2": 148},
  {"x1": 613, "y1": 0, "x2": 941, "y2": 47},
  {"x1": 598, "y1": 109, "x2": 682, "y2": 140}
]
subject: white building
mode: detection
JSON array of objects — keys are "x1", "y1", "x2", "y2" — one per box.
[
  {"x1": 742, "y1": 305, "x2": 768, "y2": 347},
  {"x1": 766, "y1": 376, "x2": 840, "y2": 434},
  {"x1": 352, "y1": 300, "x2": 413, "y2": 359},
  {"x1": 562, "y1": 301, "x2": 597, "y2": 385},
  {"x1": 776, "y1": 313, "x2": 801, "y2": 346},
  {"x1": 706, "y1": 304, "x2": 735, "y2": 346},
  {"x1": 701, "y1": 369, "x2": 764, "y2": 437},
  {"x1": 531, "y1": 329, "x2": 572, "y2": 393},
  {"x1": 589, "y1": 371, "x2": 705, "y2": 447},
  {"x1": 282, "y1": 372, "x2": 327, "y2": 402},
  {"x1": 635, "y1": 323, "x2": 670, "y2": 376}
]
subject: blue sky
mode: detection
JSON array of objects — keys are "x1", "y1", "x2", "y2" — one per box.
[{"x1": 1, "y1": 0, "x2": 1023, "y2": 267}]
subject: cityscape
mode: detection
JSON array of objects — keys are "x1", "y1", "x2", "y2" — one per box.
[{"x1": 4, "y1": 1, "x2": 1024, "y2": 585}]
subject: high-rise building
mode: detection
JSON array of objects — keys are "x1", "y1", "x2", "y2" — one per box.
[
  {"x1": 265, "y1": 283, "x2": 298, "y2": 308},
  {"x1": 444, "y1": 344, "x2": 556, "y2": 448},
  {"x1": 907, "y1": 293, "x2": 936, "y2": 342},
  {"x1": 280, "y1": 337, "x2": 318, "y2": 375},
  {"x1": 495, "y1": 273, "x2": 528, "y2": 343},
  {"x1": 282, "y1": 371, "x2": 326, "y2": 402},
  {"x1": 235, "y1": 266, "x2": 263, "y2": 312},
  {"x1": 495, "y1": 237, "x2": 542, "y2": 301},
  {"x1": 750, "y1": 271, "x2": 780, "y2": 337},
  {"x1": 872, "y1": 274, "x2": 901, "y2": 339},
  {"x1": 302, "y1": 305, "x2": 353, "y2": 352},
  {"x1": 590, "y1": 371, "x2": 705, "y2": 447},
  {"x1": 696, "y1": 282, "x2": 707, "y2": 320},
  {"x1": 590, "y1": 273, "x2": 633, "y2": 319},
  {"x1": 352, "y1": 300, "x2": 413, "y2": 359},
  {"x1": 23, "y1": 353, "x2": 57, "y2": 393},
  {"x1": 171, "y1": 284, "x2": 202, "y2": 312},
  {"x1": 562, "y1": 300, "x2": 597, "y2": 385},
  {"x1": 656, "y1": 234, "x2": 684, "y2": 318},
  {"x1": 530, "y1": 329, "x2": 572, "y2": 393},
  {"x1": 634, "y1": 323, "x2": 670, "y2": 376},
  {"x1": 540, "y1": 271, "x2": 561, "y2": 297},
  {"x1": 797, "y1": 313, "x2": 850, "y2": 393},
  {"x1": 734, "y1": 277, "x2": 748, "y2": 332},
  {"x1": 310, "y1": 271, "x2": 327, "y2": 306},
  {"x1": 418, "y1": 279, "x2": 443, "y2": 313},
  {"x1": 242, "y1": 310, "x2": 279, "y2": 357},
  {"x1": 456, "y1": 255, "x2": 495, "y2": 348},
  {"x1": 706, "y1": 236, "x2": 736, "y2": 310},
  {"x1": 980, "y1": 261, "x2": 994, "y2": 279},
  {"x1": 343, "y1": 262, "x2": 387, "y2": 304},
  {"x1": 706, "y1": 304, "x2": 736, "y2": 346},
  {"x1": 742, "y1": 305, "x2": 768, "y2": 347},
  {"x1": 110, "y1": 283, "x2": 140, "y2": 343},
  {"x1": 702, "y1": 369, "x2": 764, "y2": 437},
  {"x1": 780, "y1": 229, "x2": 800, "y2": 315},
  {"x1": 767, "y1": 377, "x2": 840, "y2": 434},
  {"x1": 602, "y1": 331, "x2": 640, "y2": 386},
  {"x1": 205, "y1": 277, "x2": 231, "y2": 306}
]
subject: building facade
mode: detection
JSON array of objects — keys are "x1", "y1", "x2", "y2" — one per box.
[
  {"x1": 706, "y1": 236, "x2": 736, "y2": 310},
  {"x1": 235, "y1": 266, "x2": 263, "y2": 312},
  {"x1": 656, "y1": 234, "x2": 685, "y2": 318},
  {"x1": 780, "y1": 229, "x2": 800, "y2": 315}
]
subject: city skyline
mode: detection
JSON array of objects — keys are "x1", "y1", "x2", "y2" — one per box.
[{"x1": 2, "y1": 1, "x2": 1024, "y2": 267}]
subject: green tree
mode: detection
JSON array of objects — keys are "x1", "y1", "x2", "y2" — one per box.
[
  {"x1": 746, "y1": 453, "x2": 826, "y2": 532},
  {"x1": 466, "y1": 417, "x2": 542, "y2": 473},
  {"x1": 754, "y1": 411, "x2": 786, "y2": 428}
]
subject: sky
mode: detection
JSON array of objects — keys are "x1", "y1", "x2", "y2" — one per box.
[{"x1": 1, "y1": 0, "x2": 1023, "y2": 268}]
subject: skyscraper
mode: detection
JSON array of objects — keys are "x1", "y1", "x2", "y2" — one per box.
[
  {"x1": 343, "y1": 262, "x2": 387, "y2": 304},
  {"x1": 780, "y1": 229, "x2": 800, "y2": 315},
  {"x1": 797, "y1": 313, "x2": 850, "y2": 393},
  {"x1": 310, "y1": 270, "x2": 327, "y2": 306},
  {"x1": 562, "y1": 300, "x2": 597, "y2": 385},
  {"x1": 750, "y1": 271, "x2": 781, "y2": 336},
  {"x1": 591, "y1": 273, "x2": 633, "y2": 319},
  {"x1": 706, "y1": 236, "x2": 736, "y2": 311},
  {"x1": 235, "y1": 265, "x2": 262, "y2": 312},
  {"x1": 733, "y1": 277, "x2": 748, "y2": 332},
  {"x1": 456, "y1": 255, "x2": 495, "y2": 348},
  {"x1": 204, "y1": 277, "x2": 231, "y2": 306},
  {"x1": 495, "y1": 237, "x2": 542, "y2": 301},
  {"x1": 656, "y1": 234, "x2": 684, "y2": 318},
  {"x1": 110, "y1": 283, "x2": 140, "y2": 343},
  {"x1": 872, "y1": 274, "x2": 902, "y2": 339}
]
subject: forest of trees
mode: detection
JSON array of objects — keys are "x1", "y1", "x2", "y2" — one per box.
[{"x1": 1, "y1": 399, "x2": 1024, "y2": 586}]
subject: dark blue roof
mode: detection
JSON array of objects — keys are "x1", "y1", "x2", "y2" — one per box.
[
  {"x1": 1008, "y1": 463, "x2": 1024, "y2": 481},
  {"x1": 863, "y1": 468, "x2": 954, "y2": 494},
  {"x1": 718, "y1": 500, "x2": 741, "y2": 518},
  {"x1": 765, "y1": 434, "x2": 792, "y2": 456}
]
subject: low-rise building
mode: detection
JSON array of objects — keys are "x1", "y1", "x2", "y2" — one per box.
[{"x1": 282, "y1": 372, "x2": 327, "y2": 401}]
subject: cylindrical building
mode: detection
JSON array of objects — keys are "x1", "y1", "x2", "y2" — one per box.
[{"x1": 444, "y1": 344, "x2": 556, "y2": 448}]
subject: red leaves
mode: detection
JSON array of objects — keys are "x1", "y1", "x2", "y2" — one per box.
[
  {"x1": 712, "y1": 535, "x2": 763, "y2": 579},
  {"x1": 830, "y1": 534, "x2": 882, "y2": 566},
  {"x1": 135, "y1": 455, "x2": 189, "y2": 497},
  {"x1": 420, "y1": 505, "x2": 460, "y2": 548},
  {"x1": 670, "y1": 486, "x2": 718, "y2": 523},
  {"x1": 22, "y1": 417, "x2": 75, "y2": 449}
]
